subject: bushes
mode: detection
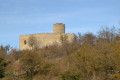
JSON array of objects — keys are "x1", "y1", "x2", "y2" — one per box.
[
  {"x1": 61, "y1": 71, "x2": 80, "y2": 80},
  {"x1": 0, "y1": 57, "x2": 7, "y2": 78},
  {"x1": 0, "y1": 77, "x2": 9, "y2": 80},
  {"x1": 1, "y1": 26, "x2": 120, "y2": 80}
]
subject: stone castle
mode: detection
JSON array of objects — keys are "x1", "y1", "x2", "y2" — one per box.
[{"x1": 19, "y1": 23, "x2": 75, "y2": 50}]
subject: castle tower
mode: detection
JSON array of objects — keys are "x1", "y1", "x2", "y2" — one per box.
[{"x1": 53, "y1": 23, "x2": 65, "y2": 33}]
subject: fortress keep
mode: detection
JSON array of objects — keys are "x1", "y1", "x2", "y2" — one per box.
[{"x1": 19, "y1": 23, "x2": 74, "y2": 50}]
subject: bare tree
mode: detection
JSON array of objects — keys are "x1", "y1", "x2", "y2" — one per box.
[
  {"x1": 82, "y1": 32, "x2": 96, "y2": 45},
  {"x1": 97, "y1": 26, "x2": 117, "y2": 41},
  {"x1": 60, "y1": 34, "x2": 68, "y2": 43},
  {"x1": 28, "y1": 36, "x2": 38, "y2": 50}
]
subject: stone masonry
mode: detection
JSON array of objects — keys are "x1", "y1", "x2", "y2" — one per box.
[{"x1": 19, "y1": 23, "x2": 74, "y2": 50}]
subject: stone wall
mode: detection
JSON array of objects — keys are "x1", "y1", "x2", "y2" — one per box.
[{"x1": 19, "y1": 33, "x2": 74, "y2": 50}]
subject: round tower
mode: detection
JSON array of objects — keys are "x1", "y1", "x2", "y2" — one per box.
[{"x1": 53, "y1": 23, "x2": 65, "y2": 33}]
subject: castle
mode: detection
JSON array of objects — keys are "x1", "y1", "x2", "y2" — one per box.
[{"x1": 19, "y1": 23, "x2": 75, "y2": 50}]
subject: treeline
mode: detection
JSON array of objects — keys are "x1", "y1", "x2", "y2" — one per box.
[{"x1": 0, "y1": 26, "x2": 120, "y2": 80}]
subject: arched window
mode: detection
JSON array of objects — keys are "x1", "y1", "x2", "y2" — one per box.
[{"x1": 24, "y1": 40, "x2": 27, "y2": 45}]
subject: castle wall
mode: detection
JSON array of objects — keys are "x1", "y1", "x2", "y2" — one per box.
[{"x1": 19, "y1": 33, "x2": 74, "y2": 50}]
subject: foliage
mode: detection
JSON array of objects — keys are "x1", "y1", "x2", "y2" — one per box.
[
  {"x1": 20, "y1": 51, "x2": 41, "y2": 78},
  {"x1": 110, "y1": 73, "x2": 120, "y2": 80},
  {"x1": 61, "y1": 71, "x2": 80, "y2": 80},
  {"x1": 0, "y1": 57, "x2": 7, "y2": 78},
  {"x1": 1, "y1": 26, "x2": 120, "y2": 80}
]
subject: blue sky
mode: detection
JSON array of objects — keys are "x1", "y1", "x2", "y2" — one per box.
[{"x1": 0, "y1": 0, "x2": 120, "y2": 49}]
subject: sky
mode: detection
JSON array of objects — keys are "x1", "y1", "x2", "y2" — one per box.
[{"x1": 0, "y1": 0, "x2": 120, "y2": 49}]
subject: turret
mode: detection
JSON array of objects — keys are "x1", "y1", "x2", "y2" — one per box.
[{"x1": 53, "y1": 23, "x2": 65, "y2": 33}]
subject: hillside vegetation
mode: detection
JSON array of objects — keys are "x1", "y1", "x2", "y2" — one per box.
[{"x1": 0, "y1": 26, "x2": 120, "y2": 80}]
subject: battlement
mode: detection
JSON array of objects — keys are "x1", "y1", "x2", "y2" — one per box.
[{"x1": 20, "y1": 33, "x2": 74, "y2": 37}]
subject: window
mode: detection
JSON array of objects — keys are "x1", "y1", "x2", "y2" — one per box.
[{"x1": 24, "y1": 40, "x2": 27, "y2": 45}]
